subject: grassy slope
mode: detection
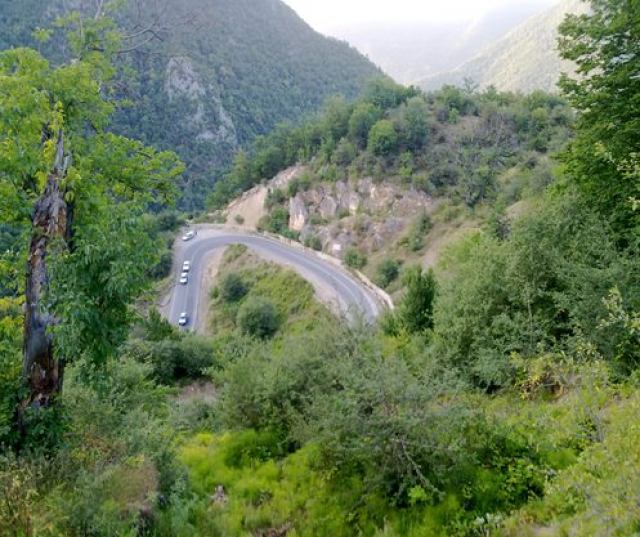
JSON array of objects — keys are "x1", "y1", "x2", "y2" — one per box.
[{"x1": 208, "y1": 245, "x2": 333, "y2": 338}]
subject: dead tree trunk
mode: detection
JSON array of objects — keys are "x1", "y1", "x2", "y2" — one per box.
[{"x1": 20, "y1": 131, "x2": 72, "y2": 417}]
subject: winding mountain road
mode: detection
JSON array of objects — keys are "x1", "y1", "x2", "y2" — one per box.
[{"x1": 166, "y1": 227, "x2": 386, "y2": 331}]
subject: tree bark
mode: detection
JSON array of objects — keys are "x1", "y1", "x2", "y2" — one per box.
[{"x1": 20, "y1": 131, "x2": 71, "y2": 416}]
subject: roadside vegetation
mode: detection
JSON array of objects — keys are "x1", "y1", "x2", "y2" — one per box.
[{"x1": 0, "y1": 1, "x2": 639, "y2": 536}]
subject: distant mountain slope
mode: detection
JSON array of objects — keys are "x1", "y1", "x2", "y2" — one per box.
[
  {"x1": 419, "y1": 0, "x2": 589, "y2": 93},
  {"x1": 327, "y1": 1, "x2": 555, "y2": 84},
  {"x1": 0, "y1": 0, "x2": 381, "y2": 209}
]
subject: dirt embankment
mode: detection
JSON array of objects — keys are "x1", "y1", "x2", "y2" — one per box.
[{"x1": 225, "y1": 166, "x2": 305, "y2": 230}]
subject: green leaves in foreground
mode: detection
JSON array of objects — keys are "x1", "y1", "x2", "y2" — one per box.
[
  {"x1": 0, "y1": 45, "x2": 183, "y2": 376},
  {"x1": 558, "y1": 0, "x2": 640, "y2": 239}
]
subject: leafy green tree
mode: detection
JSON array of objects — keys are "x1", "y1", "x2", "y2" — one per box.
[
  {"x1": 363, "y1": 77, "x2": 414, "y2": 109},
  {"x1": 259, "y1": 206, "x2": 290, "y2": 235},
  {"x1": 434, "y1": 194, "x2": 635, "y2": 387},
  {"x1": 320, "y1": 96, "x2": 353, "y2": 143},
  {"x1": 348, "y1": 102, "x2": 380, "y2": 148},
  {"x1": 332, "y1": 138, "x2": 357, "y2": 166},
  {"x1": 0, "y1": 298, "x2": 22, "y2": 444},
  {"x1": 304, "y1": 235, "x2": 323, "y2": 251},
  {"x1": 149, "y1": 250, "x2": 173, "y2": 279},
  {"x1": 0, "y1": 44, "x2": 182, "y2": 433},
  {"x1": 126, "y1": 335, "x2": 214, "y2": 384},
  {"x1": 558, "y1": 0, "x2": 640, "y2": 238},
  {"x1": 405, "y1": 213, "x2": 432, "y2": 252},
  {"x1": 400, "y1": 96, "x2": 429, "y2": 151},
  {"x1": 368, "y1": 119, "x2": 399, "y2": 156},
  {"x1": 237, "y1": 297, "x2": 280, "y2": 339},
  {"x1": 141, "y1": 309, "x2": 181, "y2": 343},
  {"x1": 397, "y1": 266, "x2": 437, "y2": 334}
]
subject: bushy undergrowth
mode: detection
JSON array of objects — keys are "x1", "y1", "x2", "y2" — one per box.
[
  {"x1": 0, "y1": 358, "x2": 182, "y2": 537},
  {"x1": 148, "y1": 325, "x2": 634, "y2": 537},
  {"x1": 433, "y1": 192, "x2": 639, "y2": 388}
]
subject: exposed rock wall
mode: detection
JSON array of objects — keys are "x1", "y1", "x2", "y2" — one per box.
[{"x1": 288, "y1": 178, "x2": 434, "y2": 258}]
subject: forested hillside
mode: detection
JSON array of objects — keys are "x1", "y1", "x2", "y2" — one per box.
[
  {"x1": 1, "y1": 1, "x2": 639, "y2": 536},
  {"x1": 0, "y1": 0, "x2": 381, "y2": 208},
  {"x1": 208, "y1": 78, "x2": 578, "y2": 304}
]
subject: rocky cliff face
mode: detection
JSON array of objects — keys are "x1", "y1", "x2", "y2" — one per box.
[
  {"x1": 164, "y1": 57, "x2": 238, "y2": 146},
  {"x1": 288, "y1": 178, "x2": 433, "y2": 257}
]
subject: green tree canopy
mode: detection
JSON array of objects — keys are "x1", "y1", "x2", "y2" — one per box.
[
  {"x1": 398, "y1": 266, "x2": 437, "y2": 334},
  {"x1": 558, "y1": 0, "x2": 640, "y2": 238},
  {"x1": 368, "y1": 119, "x2": 399, "y2": 156},
  {"x1": 348, "y1": 102, "x2": 380, "y2": 148}
]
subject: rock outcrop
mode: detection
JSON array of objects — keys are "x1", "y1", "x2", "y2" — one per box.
[
  {"x1": 289, "y1": 195, "x2": 309, "y2": 232},
  {"x1": 287, "y1": 177, "x2": 433, "y2": 258}
]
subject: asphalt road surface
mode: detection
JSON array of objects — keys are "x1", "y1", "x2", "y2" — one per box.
[{"x1": 167, "y1": 228, "x2": 384, "y2": 331}]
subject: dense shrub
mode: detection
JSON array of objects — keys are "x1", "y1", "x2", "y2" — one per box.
[
  {"x1": 127, "y1": 335, "x2": 215, "y2": 384},
  {"x1": 218, "y1": 321, "x2": 548, "y2": 530},
  {"x1": 406, "y1": 213, "x2": 432, "y2": 252},
  {"x1": 287, "y1": 173, "x2": 312, "y2": 197},
  {"x1": 374, "y1": 258, "x2": 400, "y2": 288},
  {"x1": 153, "y1": 211, "x2": 185, "y2": 232},
  {"x1": 0, "y1": 358, "x2": 184, "y2": 536},
  {"x1": 433, "y1": 193, "x2": 638, "y2": 387},
  {"x1": 220, "y1": 273, "x2": 249, "y2": 303},
  {"x1": 344, "y1": 247, "x2": 367, "y2": 269},
  {"x1": 237, "y1": 297, "x2": 280, "y2": 339},
  {"x1": 265, "y1": 188, "x2": 287, "y2": 209},
  {"x1": 304, "y1": 235, "x2": 323, "y2": 251},
  {"x1": 399, "y1": 267, "x2": 437, "y2": 334},
  {"x1": 258, "y1": 206, "x2": 290, "y2": 235},
  {"x1": 149, "y1": 250, "x2": 173, "y2": 279},
  {"x1": 0, "y1": 299, "x2": 21, "y2": 447},
  {"x1": 368, "y1": 119, "x2": 399, "y2": 156}
]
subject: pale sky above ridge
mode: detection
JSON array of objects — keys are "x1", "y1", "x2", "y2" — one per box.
[{"x1": 282, "y1": 0, "x2": 559, "y2": 33}]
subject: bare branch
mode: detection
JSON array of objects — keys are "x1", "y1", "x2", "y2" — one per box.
[
  {"x1": 110, "y1": 0, "x2": 198, "y2": 55},
  {"x1": 94, "y1": 0, "x2": 106, "y2": 20}
]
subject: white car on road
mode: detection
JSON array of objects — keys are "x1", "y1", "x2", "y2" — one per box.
[
  {"x1": 179, "y1": 272, "x2": 189, "y2": 285},
  {"x1": 182, "y1": 230, "x2": 197, "y2": 241},
  {"x1": 178, "y1": 312, "x2": 189, "y2": 326},
  {"x1": 182, "y1": 260, "x2": 191, "y2": 272}
]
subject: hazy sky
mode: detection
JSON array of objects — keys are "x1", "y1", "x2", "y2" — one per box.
[{"x1": 282, "y1": 0, "x2": 559, "y2": 32}]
